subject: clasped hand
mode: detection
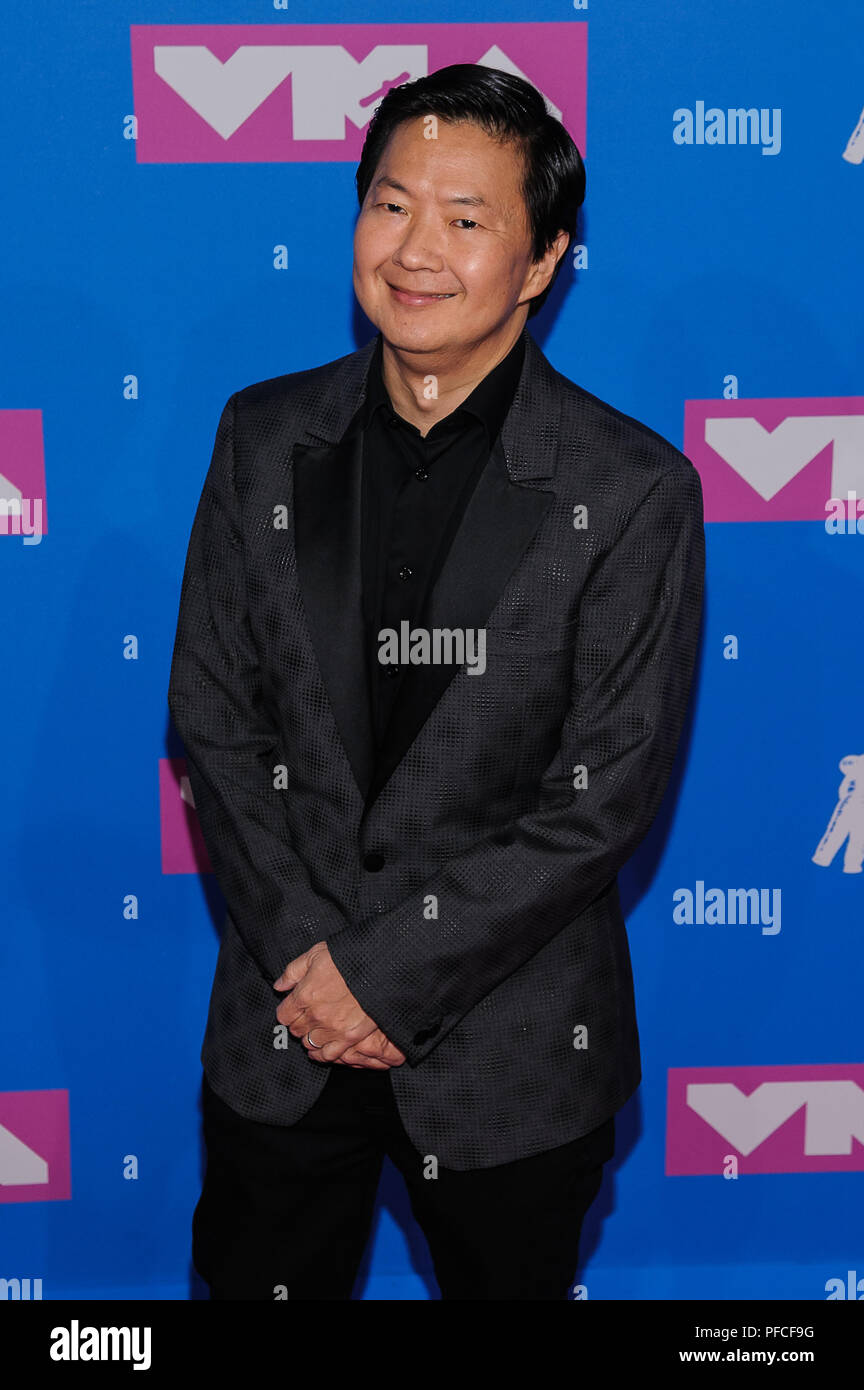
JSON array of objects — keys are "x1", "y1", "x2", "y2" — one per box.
[{"x1": 273, "y1": 942, "x2": 406, "y2": 1070}]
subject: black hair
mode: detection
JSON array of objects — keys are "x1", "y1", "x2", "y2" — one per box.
[{"x1": 355, "y1": 64, "x2": 585, "y2": 318}]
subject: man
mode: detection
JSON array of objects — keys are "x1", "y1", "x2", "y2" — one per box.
[{"x1": 167, "y1": 64, "x2": 704, "y2": 1301}]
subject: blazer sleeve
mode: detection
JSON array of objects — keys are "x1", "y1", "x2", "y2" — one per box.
[
  {"x1": 167, "y1": 393, "x2": 349, "y2": 984},
  {"x1": 326, "y1": 459, "x2": 705, "y2": 1065}
]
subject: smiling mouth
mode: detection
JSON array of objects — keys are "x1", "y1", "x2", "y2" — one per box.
[{"x1": 388, "y1": 285, "x2": 456, "y2": 302}]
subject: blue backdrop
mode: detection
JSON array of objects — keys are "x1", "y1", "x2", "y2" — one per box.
[{"x1": 2, "y1": 0, "x2": 862, "y2": 1300}]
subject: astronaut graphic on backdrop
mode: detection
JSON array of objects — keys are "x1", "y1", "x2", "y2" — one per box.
[{"x1": 812, "y1": 753, "x2": 864, "y2": 874}]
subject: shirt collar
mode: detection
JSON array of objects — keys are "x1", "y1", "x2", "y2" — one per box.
[{"x1": 362, "y1": 329, "x2": 526, "y2": 445}]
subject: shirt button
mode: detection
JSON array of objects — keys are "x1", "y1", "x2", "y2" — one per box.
[
  {"x1": 363, "y1": 852, "x2": 386, "y2": 872},
  {"x1": 384, "y1": 665, "x2": 400, "y2": 678},
  {"x1": 388, "y1": 414, "x2": 400, "y2": 428},
  {"x1": 414, "y1": 467, "x2": 428, "y2": 481},
  {"x1": 398, "y1": 565, "x2": 413, "y2": 581}
]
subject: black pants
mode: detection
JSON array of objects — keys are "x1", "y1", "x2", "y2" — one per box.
[{"x1": 193, "y1": 1067, "x2": 614, "y2": 1301}]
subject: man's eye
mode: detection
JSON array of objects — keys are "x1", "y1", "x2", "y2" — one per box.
[
  {"x1": 453, "y1": 219, "x2": 478, "y2": 230},
  {"x1": 381, "y1": 202, "x2": 405, "y2": 214}
]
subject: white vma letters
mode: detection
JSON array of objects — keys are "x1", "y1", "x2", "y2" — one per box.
[
  {"x1": 687, "y1": 1081, "x2": 864, "y2": 1157},
  {"x1": 154, "y1": 44, "x2": 422, "y2": 140},
  {"x1": 153, "y1": 43, "x2": 563, "y2": 142},
  {"x1": 704, "y1": 415, "x2": 864, "y2": 501},
  {"x1": 0, "y1": 1123, "x2": 49, "y2": 1185}
]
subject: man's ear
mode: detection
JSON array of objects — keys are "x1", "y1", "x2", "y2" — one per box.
[{"x1": 520, "y1": 229, "x2": 571, "y2": 307}]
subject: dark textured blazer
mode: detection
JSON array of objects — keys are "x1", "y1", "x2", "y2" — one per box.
[{"x1": 167, "y1": 327, "x2": 705, "y2": 1171}]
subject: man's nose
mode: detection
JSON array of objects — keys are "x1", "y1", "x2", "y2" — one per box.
[{"x1": 393, "y1": 215, "x2": 446, "y2": 271}]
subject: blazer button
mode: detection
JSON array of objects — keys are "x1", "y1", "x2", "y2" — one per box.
[{"x1": 363, "y1": 852, "x2": 386, "y2": 872}]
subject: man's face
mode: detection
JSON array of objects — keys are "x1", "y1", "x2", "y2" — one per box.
[{"x1": 353, "y1": 116, "x2": 552, "y2": 361}]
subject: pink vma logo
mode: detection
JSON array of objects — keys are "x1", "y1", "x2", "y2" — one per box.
[
  {"x1": 684, "y1": 397, "x2": 864, "y2": 521},
  {"x1": 130, "y1": 23, "x2": 586, "y2": 164},
  {"x1": 666, "y1": 1064, "x2": 864, "y2": 1175},
  {"x1": 0, "y1": 1091, "x2": 70, "y2": 1203}
]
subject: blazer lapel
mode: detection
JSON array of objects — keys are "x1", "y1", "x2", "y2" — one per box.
[{"x1": 292, "y1": 414, "x2": 377, "y2": 802}]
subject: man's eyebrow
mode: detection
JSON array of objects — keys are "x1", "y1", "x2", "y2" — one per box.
[{"x1": 372, "y1": 176, "x2": 489, "y2": 208}]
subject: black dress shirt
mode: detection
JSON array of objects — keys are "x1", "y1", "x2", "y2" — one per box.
[{"x1": 360, "y1": 329, "x2": 526, "y2": 752}]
